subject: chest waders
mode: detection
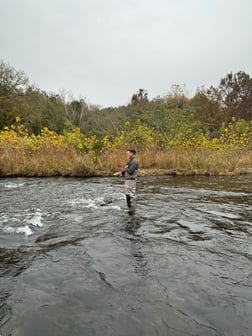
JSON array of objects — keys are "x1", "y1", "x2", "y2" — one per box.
[
  {"x1": 122, "y1": 154, "x2": 138, "y2": 212},
  {"x1": 125, "y1": 179, "x2": 136, "y2": 210}
]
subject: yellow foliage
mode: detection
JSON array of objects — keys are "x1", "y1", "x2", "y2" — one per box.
[{"x1": 0, "y1": 116, "x2": 252, "y2": 177}]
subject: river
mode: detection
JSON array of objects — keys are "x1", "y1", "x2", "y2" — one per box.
[{"x1": 0, "y1": 175, "x2": 251, "y2": 336}]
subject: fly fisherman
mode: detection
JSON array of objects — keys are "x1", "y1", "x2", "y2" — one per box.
[{"x1": 113, "y1": 149, "x2": 138, "y2": 212}]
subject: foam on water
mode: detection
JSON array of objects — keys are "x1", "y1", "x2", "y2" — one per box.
[
  {"x1": 25, "y1": 210, "x2": 43, "y2": 227},
  {"x1": 2, "y1": 182, "x2": 25, "y2": 189},
  {"x1": 106, "y1": 205, "x2": 122, "y2": 211},
  {"x1": 4, "y1": 225, "x2": 33, "y2": 236},
  {"x1": 0, "y1": 209, "x2": 43, "y2": 236},
  {"x1": 68, "y1": 195, "x2": 124, "y2": 209},
  {"x1": 68, "y1": 197, "x2": 103, "y2": 208}
]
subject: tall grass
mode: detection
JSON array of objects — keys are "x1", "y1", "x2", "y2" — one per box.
[
  {"x1": 0, "y1": 126, "x2": 96, "y2": 176},
  {"x1": 1, "y1": 144, "x2": 252, "y2": 177},
  {"x1": 99, "y1": 147, "x2": 252, "y2": 176},
  {"x1": 0, "y1": 120, "x2": 252, "y2": 176}
]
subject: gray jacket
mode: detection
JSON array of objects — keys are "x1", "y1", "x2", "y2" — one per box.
[{"x1": 122, "y1": 157, "x2": 138, "y2": 180}]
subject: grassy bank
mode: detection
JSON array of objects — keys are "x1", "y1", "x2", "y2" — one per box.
[
  {"x1": 99, "y1": 147, "x2": 252, "y2": 176},
  {"x1": 1, "y1": 145, "x2": 252, "y2": 177},
  {"x1": 1, "y1": 120, "x2": 252, "y2": 177}
]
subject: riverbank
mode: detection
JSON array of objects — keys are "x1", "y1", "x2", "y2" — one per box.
[
  {"x1": 1, "y1": 118, "x2": 252, "y2": 177},
  {"x1": 1, "y1": 142, "x2": 252, "y2": 177}
]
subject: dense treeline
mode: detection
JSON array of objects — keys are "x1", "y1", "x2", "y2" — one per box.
[
  {"x1": 1, "y1": 60, "x2": 252, "y2": 138},
  {"x1": 0, "y1": 60, "x2": 252, "y2": 176}
]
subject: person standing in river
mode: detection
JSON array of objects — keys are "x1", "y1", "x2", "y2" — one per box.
[{"x1": 113, "y1": 149, "x2": 138, "y2": 212}]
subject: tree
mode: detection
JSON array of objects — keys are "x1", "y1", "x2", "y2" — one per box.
[
  {"x1": 131, "y1": 88, "x2": 149, "y2": 105},
  {"x1": 65, "y1": 98, "x2": 89, "y2": 128},
  {"x1": 0, "y1": 60, "x2": 30, "y2": 129},
  {"x1": 164, "y1": 84, "x2": 188, "y2": 108},
  {"x1": 40, "y1": 93, "x2": 68, "y2": 133},
  {"x1": 189, "y1": 87, "x2": 223, "y2": 136},
  {"x1": 0, "y1": 60, "x2": 29, "y2": 96},
  {"x1": 218, "y1": 71, "x2": 252, "y2": 120}
]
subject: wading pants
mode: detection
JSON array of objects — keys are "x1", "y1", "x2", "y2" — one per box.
[{"x1": 125, "y1": 180, "x2": 136, "y2": 208}]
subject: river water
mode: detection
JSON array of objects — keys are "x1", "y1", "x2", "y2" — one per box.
[{"x1": 0, "y1": 175, "x2": 251, "y2": 336}]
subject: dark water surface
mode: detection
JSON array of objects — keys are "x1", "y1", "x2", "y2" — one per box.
[{"x1": 0, "y1": 175, "x2": 251, "y2": 336}]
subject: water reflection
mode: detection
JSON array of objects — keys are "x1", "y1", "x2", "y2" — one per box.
[
  {"x1": 124, "y1": 216, "x2": 141, "y2": 235},
  {"x1": 124, "y1": 216, "x2": 150, "y2": 278}
]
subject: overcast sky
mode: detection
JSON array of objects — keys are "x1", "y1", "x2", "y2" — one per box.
[{"x1": 1, "y1": 0, "x2": 251, "y2": 107}]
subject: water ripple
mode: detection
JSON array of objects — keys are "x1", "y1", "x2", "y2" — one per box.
[{"x1": 0, "y1": 175, "x2": 251, "y2": 336}]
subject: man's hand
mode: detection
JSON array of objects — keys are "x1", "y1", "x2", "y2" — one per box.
[{"x1": 113, "y1": 171, "x2": 121, "y2": 176}]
